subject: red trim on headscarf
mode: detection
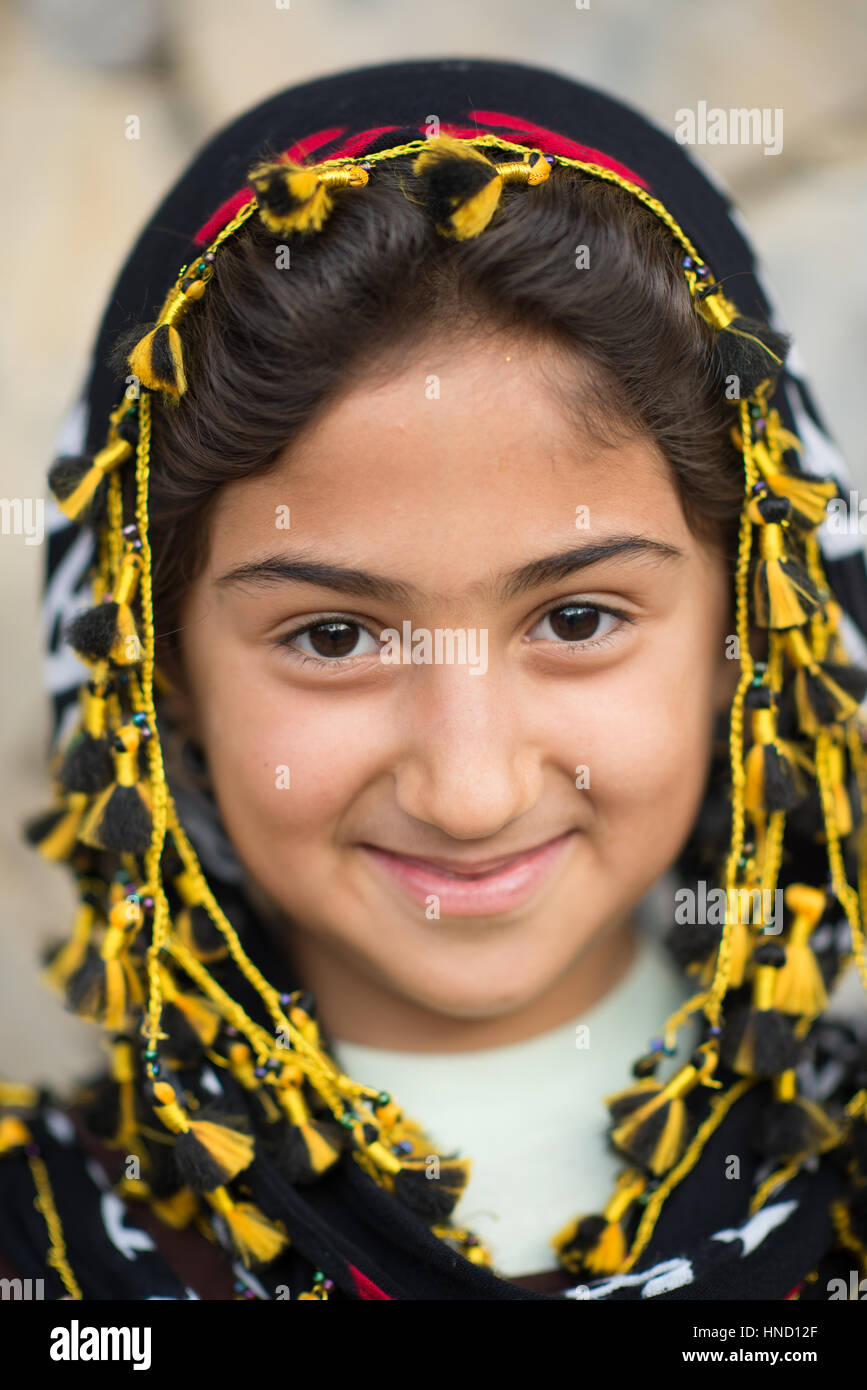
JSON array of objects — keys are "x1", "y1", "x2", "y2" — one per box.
[
  {"x1": 349, "y1": 1263, "x2": 393, "y2": 1299},
  {"x1": 285, "y1": 124, "x2": 348, "y2": 162},
  {"x1": 326, "y1": 125, "x2": 403, "y2": 158},
  {"x1": 468, "y1": 110, "x2": 650, "y2": 188},
  {"x1": 192, "y1": 125, "x2": 347, "y2": 245},
  {"x1": 193, "y1": 107, "x2": 650, "y2": 248}
]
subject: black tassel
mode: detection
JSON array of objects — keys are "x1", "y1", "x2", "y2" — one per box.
[
  {"x1": 708, "y1": 305, "x2": 789, "y2": 396},
  {"x1": 720, "y1": 942, "x2": 802, "y2": 1077},
  {"x1": 79, "y1": 722, "x2": 152, "y2": 854},
  {"x1": 58, "y1": 680, "x2": 113, "y2": 794},
  {"x1": 64, "y1": 550, "x2": 143, "y2": 667}
]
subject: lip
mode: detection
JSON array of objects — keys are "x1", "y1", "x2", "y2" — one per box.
[{"x1": 360, "y1": 831, "x2": 576, "y2": 917}]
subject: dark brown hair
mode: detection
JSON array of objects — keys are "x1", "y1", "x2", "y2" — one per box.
[{"x1": 112, "y1": 160, "x2": 746, "y2": 664}]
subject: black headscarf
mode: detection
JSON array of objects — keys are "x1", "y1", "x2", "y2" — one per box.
[{"x1": 5, "y1": 57, "x2": 867, "y2": 1302}]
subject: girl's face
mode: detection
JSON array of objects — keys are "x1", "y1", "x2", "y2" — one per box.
[{"x1": 174, "y1": 336, "x2": 737, "y2": 1046}]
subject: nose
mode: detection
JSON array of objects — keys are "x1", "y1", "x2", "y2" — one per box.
[{"x1": 390, "y1": 663, "x2": 543, "y2": 842}]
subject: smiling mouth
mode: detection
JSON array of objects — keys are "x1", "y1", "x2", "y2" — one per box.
[{"x1": 360, "y1": 834, "x2": 574, "y2": 879}]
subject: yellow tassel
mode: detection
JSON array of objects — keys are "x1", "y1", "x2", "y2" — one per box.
[
  {"x1": 411, "y1": 136, "x2": 549, "y2": 239},
  {"x1": 753, "y1": 522, "x2": 822, "y2": 630},
  {"x1": 551, "y1": 1173, "x2": 646, "y2": 1275},
  {"x1": 773, "y1": 884, "x2": 828, "y2": 1015},
  {"x1": 248, "y1": 157, "x2": 369, "y2": 236},
  {"x1": 786, "y1": 629, "x2": 863, "y2": 736},
  {"x1": 127, "y1": 279, "x2": 206, "y2": 401},
  {"x1": 275, "y1": 1082, "x2": 343, "y2": 1179},
  {"x1": 206, "y1": 1185, "x2": 289, "y2": 1268},
  {"x1": 151, "y1": 1080, "x2": 254, "y2": 1183},
  {"x1": 25, "y1": 792, "x2": 89, "y2": 861},
  {"x1": 48, "y1": 436, "x2": 133, "y2": 522},
  {"x1": 42, "y1": 900, "x2": 98, "y2": 992},
  {"x1": 608, "y1": 1046, "x2": 719, "y2": 1176},
  {"x1": 760, "y1": 473, "x2": 836, "y2": 530},
  {"x1": 743, "y1": 703, "x2": 805, "y2": 814},
  {"x1": 158, "y1": 962, "x2": 221, "y2": 1047},
  {"x1": 79, "y1": 724, "x2": 152, "y2": 854},
  {"x1": 824, "y1": 736, "x2": 853, "y2": 838}
]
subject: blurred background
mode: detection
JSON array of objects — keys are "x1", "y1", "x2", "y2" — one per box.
[{"x1": 2, "y1": 0, "x2": 866, "y2": 1085}]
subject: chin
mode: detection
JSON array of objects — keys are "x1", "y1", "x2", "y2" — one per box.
[{"x1": 399, "y1": 970, "x2": 548, "y2": 1023}]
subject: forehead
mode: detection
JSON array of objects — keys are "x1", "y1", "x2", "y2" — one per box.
[{"x1": 206, "y1": 336, "x2": 694, "y2": 591}]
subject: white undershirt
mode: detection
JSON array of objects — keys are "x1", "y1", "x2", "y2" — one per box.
[{"x1": 328, "y1": 923, "x2": 698, "y2": 1277}]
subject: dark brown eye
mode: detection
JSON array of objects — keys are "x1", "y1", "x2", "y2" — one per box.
[
  {"x1": 528, "y1": 603, "x2": 628, "y2": 647},
  {"x1": 547, "y1": 605, "x2": 602, "y2": 641},
  {"x1": 305, "y1": 621, "x2": 363, "y2": 657},
  {"x1": 280, "y1": 618, "x2": 381, "y2": 663}
]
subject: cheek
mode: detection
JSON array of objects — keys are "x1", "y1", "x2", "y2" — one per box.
[
  {"x1": 581, "y1": 617, "x2": 722, "y2": 860},
  {"x1": 187, "y1": 640, "x2": 374, "y2": 860}
]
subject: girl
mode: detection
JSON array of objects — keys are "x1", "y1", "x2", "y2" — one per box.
[{"x1": 3, "y1": 57, "x2": 867, "y2": 1302}]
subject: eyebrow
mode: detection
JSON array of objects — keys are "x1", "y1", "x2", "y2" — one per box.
[{"x1": 214, "y1": 536, "x2": 684, "y2": 605}]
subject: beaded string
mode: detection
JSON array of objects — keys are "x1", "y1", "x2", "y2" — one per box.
[
  {"x1": 134, "y1": 391, "x2": 172, "y2": 1069},
  {"x1": 704, "y1": 398, "x2": 759, "y2": 1031}
]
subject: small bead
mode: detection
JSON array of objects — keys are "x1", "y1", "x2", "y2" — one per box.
[
  {"x1": 707, "y1": 1024, "x2": 722, "y2": 1036},
  {"x1": 322, "y1": 1278, "x2": 334, "y2": 1292},
  {"x1": 203, "y1": 251, "x2": 216, "y2": 263},
  {"x1": 253, "y1": 1066, "x2": 267, "y2": 1078},
  {"x1": 754, "y1": 418, "x2": 767, "y2": 435},
  {"x1": 339, "y1": 1113, "x2": 356, "y2": 1129},
  {"x1": 279, "y1": 993, "x2": 291, "y2": 1005},
  {"x1": 313, "y1": 1269, "x2": 324, "y2": 1281},
  {"x1": 141, "y1": 896, "x2": 154, "y2": 912},
  {"x1": 376, "y1": 1091, "x2": 390, "y2": 1106},
  {"x1": 649, "y1": 1036, "x2": 663, "y2": 1052},
  {"x1": 682, "y1": 255, "x2": 694, "y2": 270}
]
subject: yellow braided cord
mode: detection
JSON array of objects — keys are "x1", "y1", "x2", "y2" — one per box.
[
  {"x1": 815, "y1": 727, "x2": 867, "y2": 997},
  {"x1": 749, "y1": 1156, "x2": 805, "y2": 1217},
  {"x1": 28, "y1": 1154, "x2": 83, "y2": 1299},
  {"x1": 107, "y1": 462, "x2": 124, "y2": 583},
  {"x1": 172, "y1": 200, "x2": 258, "y2": 291},
  {"x1": 619, "y1": 1079, "x2": 754, "y2": 1271},
  {"x1": 135, "y1": 392, "x2": 171, "y2": 1057},
  {"x1": 760, "y1": 809, "x2": 786, "y2": 906},
  {"x1": 296, "y1": 134, "x2": 706, "y2": 263},
  {"x1": 122, "y1": 662, "x2": 385, "y2": 1114},
  {"x1": 705, "y1": 399, "x2": 758, "y2": 1027},
  {"x1": 660, "y1": 989, "x2": 711, "y2": 1052}
]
